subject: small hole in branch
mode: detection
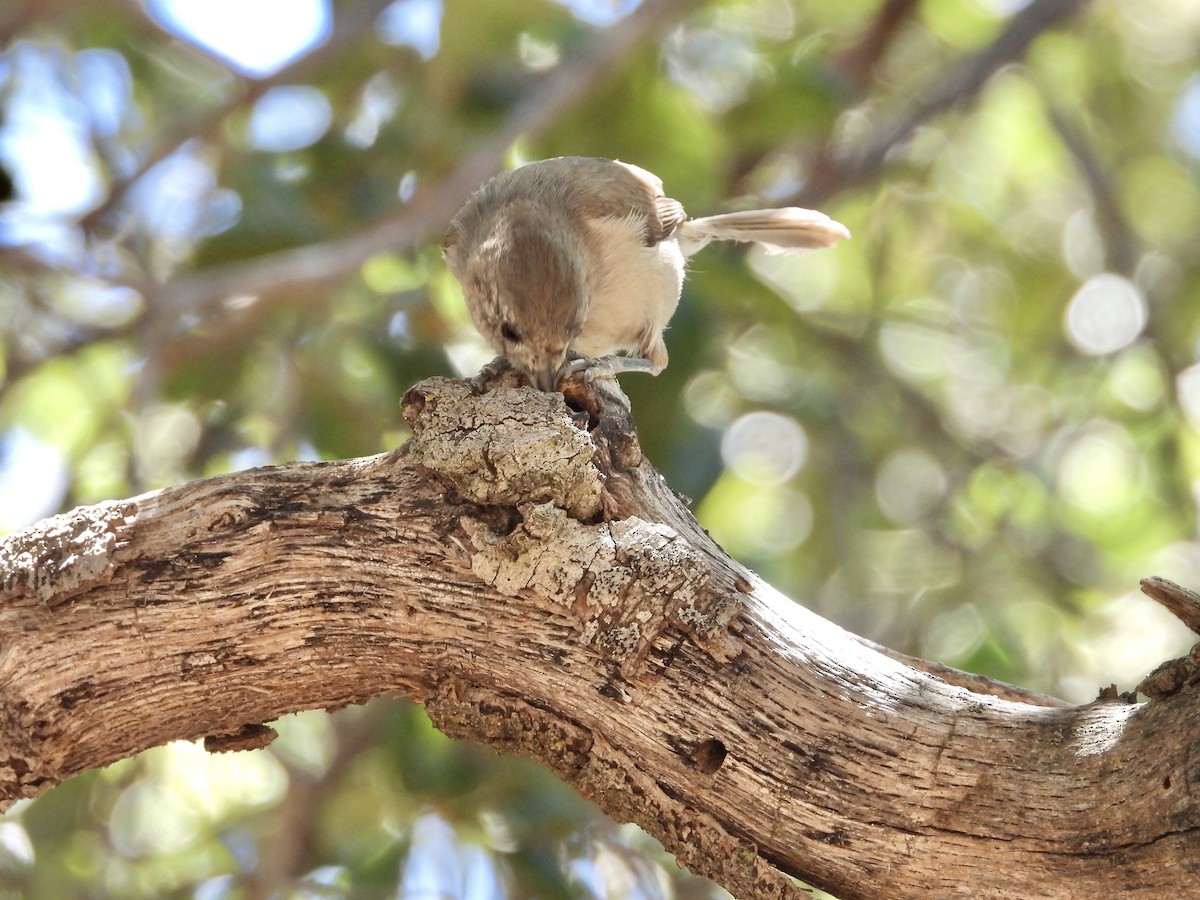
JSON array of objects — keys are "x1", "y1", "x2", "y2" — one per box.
[
  {"x1": 560, "y1": 385, "x2": 597, "y2": 430},
  {"x1": 693, "y1": 738, "x2": 727, "y2": 774}
]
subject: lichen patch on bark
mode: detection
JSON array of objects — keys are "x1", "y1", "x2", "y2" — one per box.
[
  {"x1": 463, "y1": 502, "x2": 734, "y2": 664},
  {"x1": 0, "y1": 499, "x2": 136, "y2": 604},
  {"x1": 403, "y1": 378, "x2": 603, "y2": 520}
]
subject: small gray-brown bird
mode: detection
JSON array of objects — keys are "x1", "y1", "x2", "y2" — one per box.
[{"x1": 444, "y1": 156, "x2": 849, "y2": 391}]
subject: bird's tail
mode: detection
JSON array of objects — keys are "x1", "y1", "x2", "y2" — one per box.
[{"x1": 677, "y1": 208, "x2": 850, "y2": 257}]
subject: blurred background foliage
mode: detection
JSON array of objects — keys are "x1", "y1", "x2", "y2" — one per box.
[{"x1": 0, "y1": 0, "x2": 1197, "y2": 896}]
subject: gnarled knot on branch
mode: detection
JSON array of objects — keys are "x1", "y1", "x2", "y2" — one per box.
[{"x1": 399, "y1": 362, "x2": 744, "y2": 671}]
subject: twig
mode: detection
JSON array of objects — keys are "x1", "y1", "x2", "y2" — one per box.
[
  {"x1": 1042, "y1": 102, "x2": 1136, "y2": 275},
  {"x1": 1140, "y1": 576, "x2": 1200, "y2": 637},
  {"x1": 832, "y1": 0, "x2": 920, "y2": 93}
]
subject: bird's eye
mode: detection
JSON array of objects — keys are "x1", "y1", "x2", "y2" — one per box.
[{"x1": 500, "y1": 322, "x2": 521, "y2": 343}]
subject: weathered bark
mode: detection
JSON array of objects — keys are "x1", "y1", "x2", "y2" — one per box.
[{"x1": 0, "y1": 369, "x2": 1197, "y2": 899}]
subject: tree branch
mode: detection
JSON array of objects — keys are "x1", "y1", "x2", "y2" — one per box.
[
  {"x1": 80, "y1": 0, "x2": 398, "y2": 233},
  {"x1": 1141, "y1": 576, "x2": 1200, "y2": 637},
  {"x1": 1041, "y1": 101, "x2": 1137, "y2": 276},
  {"x1": 2, "y1": 367, "x2": 1196, "y2": 899},
  {"x1": 157, "y1": 0, "x2": 704, "y2": 321},
  {"x1": 831, "y1": 0, "x2": 921, "y2": 93},
  {"x1": 1, "y1": 0, "x2": 702, "y2": 391},
  {"x1": 798, "y1": 0, "x2": 1090, "y2": 206}
]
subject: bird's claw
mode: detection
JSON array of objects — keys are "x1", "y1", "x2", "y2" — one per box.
[{"x1": 557, "y1": 354, "x2": 661, "y2": 387}]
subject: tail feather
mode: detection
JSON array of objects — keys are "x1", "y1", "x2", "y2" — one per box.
[{"x1": 678, "y1": 208, "x2": 850, "y2": 257}]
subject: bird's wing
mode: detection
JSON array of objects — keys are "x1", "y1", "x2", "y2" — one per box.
[{"x1": 520, "y1": 157, "x2": 686, "y2": 247}]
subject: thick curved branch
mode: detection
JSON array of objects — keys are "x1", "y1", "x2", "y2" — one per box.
[{"x1": 1, "y1": 370, "x2": 1197, "y2": 899}]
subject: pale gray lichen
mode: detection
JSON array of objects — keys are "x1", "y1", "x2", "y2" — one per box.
[
  {"x1": 465, "y1": 502, "x2": 611, "y2": 599},
  {"x1": 405, "y1": 378, "x2": 739, "y2": 659},
  {"x1": 465, "y1": 503, "x2": 726, "y2": 661},
  {"x1": 596, "y1": 624, "x2": 642, "y2": 659},
  {"x1": 677, "y1": 592, "x2": 740, "y2": 637},
  {"x1": 0, "y1": 500, "x2": 135, "y2": 603},
  {"x1": 406, "y1": 379, "x2": 603, "y2": 520}
]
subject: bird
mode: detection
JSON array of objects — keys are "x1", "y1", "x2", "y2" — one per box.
[{"x1": 443, "y1": 156, "x2": 849, "y2": 391}]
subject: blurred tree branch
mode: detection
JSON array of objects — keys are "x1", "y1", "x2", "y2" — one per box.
[
  {"x1": 0, "y1": 0, "x2": 74, "y2": 44},
  {"x1": 0, "y1": 0, "x2": 702, "y2": 394},
  {"x1": 832, "y1": 0, "x2": 920, "y2": 93},
  {"x1": 2, "y1": 370, "x2": 1196, "y2": 899},
  {"x1": 798, "y1": 0, "x2": 1089, "y2": 206},
  {"x1": 79, "y1": 0, "x2": 399, "y2": 233},
  {"x1": 0, "y1": 0, "x2": 1089, "y2": 395},
  {"x1": 1041, "y1": 102, "x2": 1137, "y2": 276},
  {"x1": 155, "y1": 0, "x2": 704, "y2": 315},
  {"x1": 241, "y1": 712, "x2": 381, "y2": 900}
]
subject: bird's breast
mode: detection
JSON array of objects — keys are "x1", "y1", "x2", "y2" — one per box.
[{"x1": 573, "y1": 213, "x2": 685, "y2": 358}]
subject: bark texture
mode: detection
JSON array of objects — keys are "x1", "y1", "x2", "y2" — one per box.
[{"x1": 0, "y1": 370, "x2": 1197, "y2": 899}]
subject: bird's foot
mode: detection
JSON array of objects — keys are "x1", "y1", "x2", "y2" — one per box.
[
  {"x1": 556, "y1": 355, "x2": 653, "y2": 430},
  {"x1": 558, "y1": 354, "x2": 661, "y2": 387}
]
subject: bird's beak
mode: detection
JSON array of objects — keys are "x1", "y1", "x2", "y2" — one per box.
[{"x1": 535, "y1": 365, "x2": 560, "y2": 392}]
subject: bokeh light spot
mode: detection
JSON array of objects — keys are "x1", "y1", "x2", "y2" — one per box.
[
  {"x1": 1172, "y1": 75, "x2": 1200, "y2": 160},
  {"x1": 377, "y1": 0, "x2": 443, "y2": 58},
  {"x1": 149, "y1": 0, "x2": 330, "y2": 77},
  {"x1": 1176, "y1": 363, "x2": 1200, "y2": 430},
  {"x1": 1056, "y1": 423, "x2": 1141, "y2": 515},
  {"x1": 248, "y1": 86, "x2": 332, "y2": 153},
  {"x1": 720, "y1": 411, "x2": 807, "y2": 485},
  {"x1": 876, "y1": 448, "x2": 948, "y2": 525},
  {"x1": 1064, "y1": 273, "x2": 1146, "y2": 356}
]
